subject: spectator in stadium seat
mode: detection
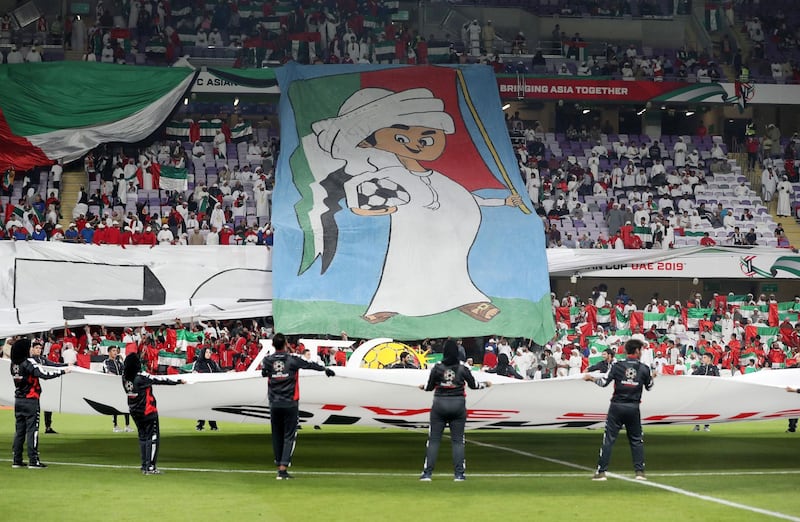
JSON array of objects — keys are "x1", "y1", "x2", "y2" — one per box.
[{"x1": 700, "y1": 232, "x2": 716, "y2": 247}]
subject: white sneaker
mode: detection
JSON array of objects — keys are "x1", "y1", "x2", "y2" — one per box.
[
  {"x1": 704, "y1": 425, "x2": 711, "y2": 432},
  {"x1": 113, "y1": 426, "x2": 122, "y2": 433},
  {"x1": 124, "y1": 426, "x2": 134, "y2": 433},
  {"x1": 692, "y1": 425, "x2": 700, "y2": 432}
]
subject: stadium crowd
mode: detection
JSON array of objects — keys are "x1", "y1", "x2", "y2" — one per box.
[{"x1": 2, "y1": 286, "x2": 799, "y2": 383}]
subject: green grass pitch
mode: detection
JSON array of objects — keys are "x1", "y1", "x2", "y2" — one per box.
[{"x1": 1, "y1": 409, "x2": 799, "y2": 521}]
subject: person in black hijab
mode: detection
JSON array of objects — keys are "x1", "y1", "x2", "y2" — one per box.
[
  {"x1": 122, "y1": 353, "x2": 185, "y2": 475},
  {"x1": 486, "y1": 353, "x2": 524, "y2": 379},
  {"x1": 10, "y1": 338, "x2": 70, "y2": 468},
  {"x1": 193, "y1": 347, "x2": 224, "y2": 431},
  {"x1": 418, "y1": 339, "x2": 491, "y2": 481}
]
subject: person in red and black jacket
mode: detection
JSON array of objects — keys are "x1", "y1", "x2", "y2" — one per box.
[
  {"x1": 10, "y1": 338, "x2": 70, "y2": 469},
  {"x1": 261, "y1": 333, "x2": 335, "y2": 480},
  {"x1": 122, "y1": 353, "x2": 185, "y2": 475}
]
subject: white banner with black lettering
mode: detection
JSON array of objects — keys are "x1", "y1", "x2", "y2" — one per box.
[{"x1": 0, "y1": 243, "x2": 272, "y2": 337}]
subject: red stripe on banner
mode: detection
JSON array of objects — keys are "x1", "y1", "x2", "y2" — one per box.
[
  {"x1": 360, "y1": 66, "x2": 505, "y2": 192},
  {"x1": 0, "y1": 108, "x2": 52, "y2": 172}
]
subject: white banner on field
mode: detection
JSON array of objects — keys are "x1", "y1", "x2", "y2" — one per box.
[
  {"x1": 547, "y1": 246, "x2": 800, "y2": 279},
  {"x1": 1, "y1": 359, "x2": 798, "y2": 429},
  {"x1": 0, "y1": 243, "x2": 272, "y2": 337}
]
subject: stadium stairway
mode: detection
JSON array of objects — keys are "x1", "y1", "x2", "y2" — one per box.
[
  {"x1": 778, "y1": 219, "x2": 800, "y2": 247},
  {"x1": 59, "y1": 171, "x2": 88, "y2": 228}
]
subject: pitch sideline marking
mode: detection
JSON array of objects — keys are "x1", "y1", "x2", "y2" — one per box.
[
  {"x1": 1, "y1": 457, "x2": 799, "y2": 481},
  {"x1": 467, "y1": 439, "x2": 800, "y2": 522}
]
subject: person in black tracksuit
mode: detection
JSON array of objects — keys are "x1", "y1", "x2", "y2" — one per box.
[
  {"x1": 122, "y1": 353, "x2": 185, "y2": 475},
  {"x1": 786, "y1": 386, "x2": 800, "y2": 432},
  {"x1": 193, "y1": 348, "x2": 224, "y2": 431},
  {"x1": 692, "y1": 352, "x2": 720, "y2": 432},
  {"x1": 584, "y1": 338, "x2": 654, "y2": 481},
  {"x1": 419, "y1": 339, "x2": 491, "y2": 482},
  {"x1": 261, "y1": 333, "x2": 335, "y2": 480},
  {"x1": 103, "y1": 346, "x2": 131, "y2": 432},
  {"x1": 29, "y1": 339, "x2": 66, "y2": 435},
  {"x1": 10, "y1": 338, "x2": 70, "y2": 469}
]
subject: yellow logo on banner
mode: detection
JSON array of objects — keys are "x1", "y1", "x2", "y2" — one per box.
[{"x1": 360, "y1": 342, "x2": 430, "y2": 369}]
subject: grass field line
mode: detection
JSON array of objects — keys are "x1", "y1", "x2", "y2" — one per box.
[
  {"x1": 467, "y1": 439, "x2": 800, "y2": 522},
  {"x1": 3, "y1": 456, "x2": 799, "y2": 481}
]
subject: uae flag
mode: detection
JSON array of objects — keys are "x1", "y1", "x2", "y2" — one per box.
[
  {"x1": 0, "y1": 62, "x2": 196, "y2": 173},
  {"x1": 153, "y1": 164, "x2": 189, "y2": 191},
  {"x1": 427, "y1": 45, "x2": 451, "y2": 64},
  {"x1": 686, "y1": 307, "x2": 712, "y2": 329},
  {"x1": 643, "y1": 312, "x2": 666, "y2": 330},
  {"x1": 727, "y1": 294, "x2": 748, "y2": 308},
  {"x1": 614, "y1": 309, "x2": 629, "y2": 330},
  {"x1": 596, "y1": 307, "x2": 611, "y2": 325},
  {"x1": 738, "y1": 305, "x2": 764, "y2": 320},
  {"x1": 176, "y1": 329, "x2": 204, "y2": 352}
]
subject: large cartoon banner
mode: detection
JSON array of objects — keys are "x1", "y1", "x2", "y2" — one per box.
[{"x1": 273, "y1": 64, "x2": 554, "y2": 342}]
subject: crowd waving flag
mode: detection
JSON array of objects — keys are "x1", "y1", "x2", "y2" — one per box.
[
  {"x1": 0, "y1": 62, "x2": 196, "y2": 172},
  {"x1": 273, "y1": 63, "x2": 554, "y2": 342}
]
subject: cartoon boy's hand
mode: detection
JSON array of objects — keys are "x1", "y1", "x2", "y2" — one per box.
[
  {"x1": 505, "y1": 194, "x2": 523, "y2": 207},
  {"x1": 351, "y1": 206, "x2": 398, "y2": 216}
]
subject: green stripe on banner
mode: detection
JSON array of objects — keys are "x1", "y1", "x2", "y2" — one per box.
[
  {"x1": 771, "y1": 256, "x2": 800, "y2": 277},
  {"x1": 0, "y1": 62, "x2": 194, "y2": 137},
  {"x1": 100, "y1": 340, "x2": 126, "y2": 348}
]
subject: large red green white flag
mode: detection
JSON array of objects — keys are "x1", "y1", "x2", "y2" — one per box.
[
  {"x1": 272, "y1": 63, "x2": 554, "y2": 342},
  {"x1": 0, "y1": 62, "x2": 196, "y2": 172}
]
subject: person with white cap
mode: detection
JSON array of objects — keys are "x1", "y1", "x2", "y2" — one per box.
[
  {"x1": 31, "y1": 224, "x2": 47, "y2": 241},
  {"x1": 6, "y1": 44, "x2": 24, "y2": 64},
  {"x1": 156, "y1": 223, "x2": 174, "y2": 245},
  {"x1": 49, "y1": 224, "x2": 64, "y2": 242},
  {"x1": 310, "y1": 87, "x2": 524, "y2": 324}
]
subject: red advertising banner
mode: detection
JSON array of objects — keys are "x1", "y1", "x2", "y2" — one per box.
[{"x1": 496, "y1": 77, "x2": 708, "y2": 102}]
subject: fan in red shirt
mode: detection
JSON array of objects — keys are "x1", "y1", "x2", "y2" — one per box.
[
  {"x1": 699, "y1": 232, "x2": 716, "y2": 246},
  {"x1": 219, "y1": 224, "x2": 235, "y2": 245}
]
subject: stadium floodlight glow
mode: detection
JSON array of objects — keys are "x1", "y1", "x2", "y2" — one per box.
[
  {"x1": 233, "y1": 97, "x2": 240, "y2": 107},
  {"x1": 183, "y1": 97, "x2": 188, "y2": 106},
  {"x1": 501, "y1": 103, "x2": 511, "y2": 110},
  {"x1": 582, "y1": 109, "x2": 590, "y2": 114},
  {"x1": 686, "y1": 111, "x2": 695, "y2": 116},
  {"x1": 637, "y1": 108, "x2": 646, "y2": 115}
]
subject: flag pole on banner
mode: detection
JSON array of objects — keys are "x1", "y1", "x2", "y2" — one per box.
[{"x1": 455, "y1": 69, "x2": 530, "y2": 215}]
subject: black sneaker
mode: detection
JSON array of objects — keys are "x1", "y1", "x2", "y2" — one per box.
[
  {"x1": 144, "y1": 468, "x2": 162, "y2": 475},
  {"x1": 592, "y1": 472, "x2": 607, "y2": 481},
  {"x1": 210, "y1": 427, "x2": 219, "y2": 432},
  {"x1": 195, "y1": 425, "x2": 204, "y2": 431},
  {"x1": 419, "y1": 473, "x2": 432, "y2": 482},
  {"x1": 635, "y1": 471, "x2": 647, "y2": 481},
  {"x1": 28, "y1": 460, "x2": 48, "y2": 469},
  {"x1": 12, "y1": 461, "x2": 27, "y2": 469},
  {"x1": 276, "y1": 470, "x2": 293, "y2": 480},
  {"x1": 45, "y1": 428, "x2": 57, "y2": 434},
  {"x1": 454, "y1": 473, "x2": 466, "y2": 482}
]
